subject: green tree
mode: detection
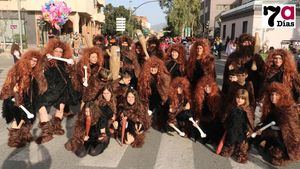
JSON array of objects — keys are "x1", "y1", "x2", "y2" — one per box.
[
  {"x1": 160, "y1": 0, "x2": 200, "y2": 37},
  {"x1": 102, "y1": 3, "x2": 142, "y2": 36}
]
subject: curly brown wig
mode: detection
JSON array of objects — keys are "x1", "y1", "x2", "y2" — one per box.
[
  {"x1": 164, "y1": 44, "x2": 186, "y2": 73},
  {"x1": 0, "y1": 50, "x2": 47, "y2": 104},
  {"x1": 187, "y1": 38, "x2": 212, "y2": 79},
  {"x1": 168, "y1": 77, "x2": 191, "y2": 110},
  {"x1": 262, "y1": 82, "x2": 295, "y2": 120},
  {"x1": 237, "y1": 33, "x2": 255, "y2": 49},
  {"x1": 119, "y1": 35, "x2": 133, "y2": 47},
  {"x1": 194, "y1": 75, "x2": 220, "y2": 113},
  {"x1": 138, "y1": 56, "x2": 170, "y2": 100},
  {"x1": 77, "y1": 46, "x2": 104, "y2": 79},
  {"x1": 92, "y1": 35, "x2": 105, "y2": 45},
  {"x1": 264, "y1": 49, "x2": 297, "y2": 88}
]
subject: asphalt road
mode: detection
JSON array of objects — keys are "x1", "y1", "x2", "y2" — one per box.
[{"x1": 0, "y1": 54, "x2": 299, "y2": 169}]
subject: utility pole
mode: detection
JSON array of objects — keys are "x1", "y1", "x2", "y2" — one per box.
[
  {"x1": 17, "y1": 0, "x2": 23, "y2": 51},
  {"x1": 203, "y1": 0, "x2": 206, "y2": 37}
]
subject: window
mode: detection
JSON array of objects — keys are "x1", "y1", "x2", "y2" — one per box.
[
  {"x1": 222, "y1": 25, "x2": 226, "y2": 39},
  {"x1": 231, "y1": 23, "x2": 235, "y2": 40},
  {"x1": 242, "y1": 21, "x2": 248, "y2": 33}
]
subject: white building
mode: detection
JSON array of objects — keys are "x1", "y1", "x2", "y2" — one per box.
[{"x1": 220, "y1": 0, "x2": 300, "y2": 49}]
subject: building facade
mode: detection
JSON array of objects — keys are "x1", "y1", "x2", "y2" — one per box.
[
  {"x1": 200, "y1": 0, "x2": 236, "y2": 37},
  {"x1": 220, "y1": 0, "x2": 300, "y2": 49},
  {"x1": 0, "y1": 0, "x2": 105, "y2": 47}
]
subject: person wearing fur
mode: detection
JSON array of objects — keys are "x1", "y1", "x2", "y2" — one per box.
[
  {"x1": 77, "y1": 46, "x2": 105, "y2": 104},
  {"x1": 147, "y1": 36, "x2": 164, "y2": 59},
  {"x1": 220, "y1": 89, "x2": 254, "y2": 164},
  {"x1": 167, "y1": 77, "x2": 193, "y2": 137},
  {"x1": 257, "y1": 82, "x2": 300, "y2": 166},
  {"x1": 164, "y1": 44, "x2": 186, "y2": 79},
  {"x1": 93, "y1": 35, "x2": 110, "y2": 70},
  {"x1": 222, "y1": 34, "x2": 265, "y2": 99},
  {"x1": 194, "y1": 75, "x2": 223, "y2": 143},
  {"x1": 119, "y1": 36, "x2": 141, "y2": 88},
  {"x1": 187, "y1": 38, "x2": 216, "y2": 89},
  {"x1": 118, "y1": 89, "x2": 151, "y2": 147},
  {"x1": 133, "y1": 41, "x2": 147, "y2": 66},
  {"x1": 0, "y1": 50, "x2": 47, "y2": 147},
  {"x1": 263, "y1": 49, "x2": 300, "y2": 102},
  {"x1": 65, "y1": 85, "x2": 117, "y2": 157},
  {"x1": 138, "y1": 56, "x2": 171, "y2": 131},
  {"x1": 112, "y1": 69, "x2": 135, "y2": 105},
  {"x1": 36, "y1": 38, "x2": 80, "y2": 144}
]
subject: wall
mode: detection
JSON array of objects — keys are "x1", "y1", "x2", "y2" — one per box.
[{"x1": 221, "y1": 15, "x2": 254, "y2": 40}]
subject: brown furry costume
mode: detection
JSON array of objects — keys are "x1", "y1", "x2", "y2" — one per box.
[
  {"x1": 138, "y1": 56, "x2": 171, "y2": 104},
  {"x1": 263, "y1": 49, "x2": 300, "y2": 102},
  {"x1": 65, "y1": 85, "x2": 117, "y2": 154},
  {"x1": 187, "y1": 38, "x2": 216, "y2": 88},
  {"x1": 222, "y1": 34, "x2": 265, "y2": 99},
  {"x1": 220, "y1": 90, "x2": 255, "y2": 163},
  {"x1": 194, "y1": 75, "x2": 224, "y2": 142},
  {"x1": 119, "y1": 36, "x2": 141, "y2": 78},
  {"x1": 133, "y1": 41, "x2": 146, "y2": 66},
  {"x1": 147, "y1": 36, "x2": 164, "y2": 58},
  {"x1": 38, "y1": 38, "x2": 80, "y2": 109},
  {"x1": 260, "y1": 82, "x2": 300, "y2": 165},
  {"x1": 77, "y1": 46, "x2": 104, "y2": 102},
  {"x1": 164, "y1": 44, "x2": 186, "y2": 79},
  {"x1": 167, "y1": 77, "x2": 192, "y2": 124},
  {"x1": 118, "y1": 89, "x2": 151, "y2": 148},
  {"x1": 0, "y1": 50, "x2": 47, "y2": 147}
]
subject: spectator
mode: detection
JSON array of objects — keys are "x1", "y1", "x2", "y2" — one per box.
[{"x1": 10, "y1": 42, "x2": 21, "y2": 63}]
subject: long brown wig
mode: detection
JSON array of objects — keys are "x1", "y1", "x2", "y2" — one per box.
[
  {"x1": 264, "y1": 49, "x2": 297, "y2": 88},
  {"x1": 164, "y1": 44, "x2": 186, "y2": 73},
  {"x1": 187, "y1": 38, "x2": 212, "y2": 79},
  {"x1": 168, "y1": 77, "x2": 191, "y2": 110},
  {"x1": 0, "y1": 50, "x2": 47, "y2": 104},
  {"x1": 138, "y1": 56, "x2": 170, "y2": 100}
]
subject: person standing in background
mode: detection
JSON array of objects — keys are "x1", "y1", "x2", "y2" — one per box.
[{"x1": 10, "y1": 42, "x2": 21, "y2": 63}]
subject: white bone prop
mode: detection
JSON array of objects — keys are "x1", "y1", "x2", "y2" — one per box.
[
  {"x1": 46, "y1": 54, "x2": 74, "y2": 65},
  {"x1": 169, "y1": 123, "x2": 185, "y2": 137},
  {"x1": 189, "y1": 117, "x2": 207, "y2": 138},
  {"x1": 251, "y1": 121, "x2": 276, "y2": 138},
  {"x1": 135, "y1": 29, "x2": 150, "y2": 60},
  {"x1": 83, "y1": 65, "x2": 88, "y2": 87},
  {"x1": 11, "y1": 98, "x2": 34, "y2": 119}
]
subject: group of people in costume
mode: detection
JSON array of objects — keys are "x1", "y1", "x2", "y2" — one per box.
[{"x1": 1, "y1": 32, "x2": 299, "y2": 166}]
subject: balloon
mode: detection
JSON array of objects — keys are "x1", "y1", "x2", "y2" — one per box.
[{"x1": 41, "y1": 0, "x2": 71, "y2": 30}]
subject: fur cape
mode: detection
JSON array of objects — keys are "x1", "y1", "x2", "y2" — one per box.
[
  {"x1": 118, "y1": 90, "x2": 151, "y2": 148},
  {"x1": 77, "y1": 47, "x2": 104, "y2": 102},
  {"x1": 66, "y1": 91, "x2": 117, "y2": 152},
  {"x1": 147, "y1": 36, "x2": 164, "y2": 58},
  {"x1": 194, "y1": 75, "x2": 223, "y2": 123},
  {"x1": 138, "y1": 56, "x2": 171, "y2": 104},
  {"x1": 167, "y1": 77, "x2": 191, "y2": 124},
  {"x1": 262, "y1": 82, "x2": 300, "y2": 161}
]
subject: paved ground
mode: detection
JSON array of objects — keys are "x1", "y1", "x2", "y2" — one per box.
[{"x1": 0, "y1": 53, "x2": 299, "y2": 169}]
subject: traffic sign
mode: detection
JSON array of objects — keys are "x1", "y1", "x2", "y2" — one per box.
[{"x1": 116, "y1": 17, "x2": 126, "y2": 32}]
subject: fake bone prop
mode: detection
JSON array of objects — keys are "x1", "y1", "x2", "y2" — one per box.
[
  {"x1": 83, "y1": 65, "x2": 88, "y2": 87},
  {"x1": 11, "y1": 98, "x2": 34, "y2": 119},
  {"x1": 251, "y1": 121, "x2": 276, "y2": 138},
  {"x1": 46, "y1": 54, "x2": 74, "y2": 65},
  {"x1": 168, "y1": 123, "x2": 186, "y2": 137},
  {"x1": 189, "y1": 118, "x2": 207, "y2": 138}
]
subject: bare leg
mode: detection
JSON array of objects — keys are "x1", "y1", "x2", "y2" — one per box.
[
  {"x1": 39, "y1": 106, "x2": 49, "y2": 123},
  {"x1": 84, "y1": 108, "x2": 91, "y2": 141},
  {"x1": 55, "y1": 103, "x2": 65, "y2": 119}
]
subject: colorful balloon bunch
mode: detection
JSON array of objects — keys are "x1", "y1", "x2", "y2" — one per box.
[{"x1": 41, "y1": 0, "x2": 72, "y2": 30}]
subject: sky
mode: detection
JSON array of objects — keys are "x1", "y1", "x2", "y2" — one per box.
[{"x1": 105, "y1": 0, "x2": 167, "y2": 26}]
